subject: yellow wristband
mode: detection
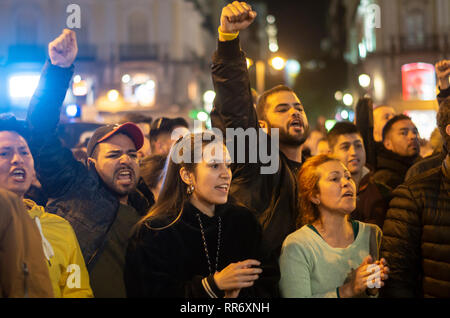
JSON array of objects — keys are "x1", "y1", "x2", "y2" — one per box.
[{"x1": 218, "y1": 26, "x2": 239, "y2": 41}]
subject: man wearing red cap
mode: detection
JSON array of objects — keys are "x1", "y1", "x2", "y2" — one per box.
[{"x1": 26, "y1": 29, "x2": 151, "y2": 297}]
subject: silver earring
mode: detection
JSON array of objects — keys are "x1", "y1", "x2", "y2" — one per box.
[{"x1": 187, "y1": 184, "x2": 195, "y2": 195}]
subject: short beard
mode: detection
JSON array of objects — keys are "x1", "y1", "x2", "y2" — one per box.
[{"x1": 277, "y1": 124, "x2": 309, "y2": 147}]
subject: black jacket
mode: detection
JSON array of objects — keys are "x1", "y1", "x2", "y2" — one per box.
[
  {"x1": 381, "y1": 155, "x2": 450, "y2": 297},
  {"x1": 210, "y1": 38, "x2": 301, "y2": 257},
  {"x1": 124, "y1": 202, "x2": 280, "y2": 298},
  {"x1": 372, "y1": 146, "x2": 419, "y2": 203},
  {"x1": 26, "y1": 61, "x2": 150, "y2": 270}
]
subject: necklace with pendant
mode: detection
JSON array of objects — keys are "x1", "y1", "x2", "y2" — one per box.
[{"x1": 196, "y1": 213, "x2": 221, "y2": 275}]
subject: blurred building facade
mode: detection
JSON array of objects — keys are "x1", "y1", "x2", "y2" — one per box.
[
  {"x1": 0, "y1": 0, "x2": 233, "y2": 123},
  {"x1": 328, "y1": 0, "x2": 449, "y2": 138}
]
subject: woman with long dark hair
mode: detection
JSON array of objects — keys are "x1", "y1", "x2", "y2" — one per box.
[
  {"x1": 125, "y1": 132, "x2": 279, "y2": 298},
  {"x1": 279, "y1": 154, "x2": 389, "y2": 298}
]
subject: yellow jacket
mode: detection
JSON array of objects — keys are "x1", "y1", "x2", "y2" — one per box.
[{"x1": 24, "y1": 199, "x2": 93, "y2": 298}]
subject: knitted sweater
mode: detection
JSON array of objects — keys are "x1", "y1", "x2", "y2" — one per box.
[{"x1": 279, "y1": 221, "x2": 381, "y2": 298}]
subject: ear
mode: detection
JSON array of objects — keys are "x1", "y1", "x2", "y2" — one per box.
[
  {"x1": 259, "y1": 120, "x2": 268, "y2": 134},
  {"x1": 446, "y1": 124, "x2": 450, "y2": 137},
  {"x1": 383, "y1": 139, "x2": 393, "y2": 151},
  {"x1": 309, "y1": 192, "x2": 320, "y2": 206},
  {"x1": 87, "y1": 157, "x2": 96, "y2": 169},
  {"x1": 179, "y1": 167, "x2": 193, "y2": 186}
]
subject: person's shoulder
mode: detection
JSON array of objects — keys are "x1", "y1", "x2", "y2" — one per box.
[
  {"x1": 357, "y1": 221, "x2": 382, "y2": 237},
  {"x1": 283, "y1": 225, "x2": 315, "y2": 246}
]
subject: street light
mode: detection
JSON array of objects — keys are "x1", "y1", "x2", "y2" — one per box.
[
  {"x1": 107, "y1": 89, "x2": 119, "y2": 102},
  {"x1": 270, "y1": 56, "x2": 286, "y2": 71},
  {"x1": 343, "y1": 93, "x2": 354, "y2": 106},
  {"x1": 358, "y1": 74, "x2": 371, "y2": 88}
]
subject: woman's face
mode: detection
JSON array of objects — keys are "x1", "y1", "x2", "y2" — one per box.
[
  {"x1": 186, "y1": 143, "x2": 232, "y2": 210},
  {"x1": 313, "y1": 160, "x2": 356, "y2": 215}
]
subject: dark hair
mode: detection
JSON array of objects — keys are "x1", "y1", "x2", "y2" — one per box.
[
  {"x1": 139, "y1": 131, "x2": 224, "y2": 229},
  {"x1": 296, "y1": 154, "x2": 341, "y2": 228},
  {"x1": 149, "y1": 117, "x2": 189, "y2": 142},
  {"x1": 326, "y1": 121, "x2": 361, "y2": 150},
  {"x1": 0, "y1": 114, "x2": 29, "y2": 140},
  {"x1": 140, "y1": 154, "x2": 167, "y2": 189},
  {"x1": 256, "y1": 85, "x2": 295, "y2": 121},
  {"x1": 382, "y1": 114, "x2": 413, "y2": 141},
  {"x1": 437, "y1": 97, "x2": 450, "y2": 154}
]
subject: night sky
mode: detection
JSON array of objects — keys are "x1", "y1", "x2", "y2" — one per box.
[{"x1": 258, "y1": 0, "x2": 347, "y2": 126}]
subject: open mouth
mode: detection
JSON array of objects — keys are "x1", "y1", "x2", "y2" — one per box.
[
  {"x1": 215, "y1": 184, "x2": 229, "y2": 193},
  {"x1": 116, "y1": 169, "x2": 134, "y2": 184},
  {"x1": 342, "y1": 191, "x2": 354, "y2": 198},
  {"x1": 10, "y1": 168, "x2": 26, "y2": 182},
  {"x1": 289, "y1": 119, "x2": 304, "y2": 132}
]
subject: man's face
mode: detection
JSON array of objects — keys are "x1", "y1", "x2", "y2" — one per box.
[
  {"x1": 262, "y1": 91, "x2": 309, "y2": 146},
  {"x1": 90, "y1": 133, "x2": 140, "y2": 198},
  {"x1": 0, "y1": 131, "x2": 35, "y2": 197},
  {"x1": 152, "y1": 126, "x2": 190, "y2": 156},
  {"x1": 331, "y1": 134, "x2": 366, "y2": 177},
  {"x1": 384, "y1": 120, "x2": 420, "y2": 157},
  {"x1": 373, "y1": 106, "x2": 395, "y2": 142}
]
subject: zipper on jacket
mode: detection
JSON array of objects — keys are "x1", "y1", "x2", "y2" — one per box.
[{"x1": 23, "y1": 262, "x2": 29, "y2": 298}]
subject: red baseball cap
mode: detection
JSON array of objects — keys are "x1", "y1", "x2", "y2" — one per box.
[{"x1": 86, "y1": 122, "x2": 144, "y2": 157}]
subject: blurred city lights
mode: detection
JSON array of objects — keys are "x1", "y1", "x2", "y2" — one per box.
[
  {"x1": 122, "y1": 74, "x2": 131, "y2": 84},
  {"x1": 269, "y1": 42, "x2": 279, "y2": 53},
  {"x1": 197, "y1": 110, "x2": 209, "y2": 122},
  {"x1": 358, "y1": 74, "x2": 371, "y2": 88},
  {"x1": 65, "y1": 104, "x2": 80, "y2": 118},
  {"x1": 246, "y1": 57, "x2": 253, "y2": 69},
  {"x1": 107, "y1": 89, "x2": 119, "y2": 102},
  {"x1": 135, "y1": 80, "x2": 156, "y2": 106},
  {"x1": 340, "y1": 109, "x2": 349, "y2": 120},
  {"x1": 73, "y1": 80, "x2": 88, "y2": 96},
  {"x1": 334, "y1": 91, "x2": 343, "y2": 101},
  {"x1": 325, "y1": 119, "x2": 337, "y2": 131},
  {"x1": 286, "y1": 59, "x2": 301, "y2": 76},
  {"x1": 266, "y1": 15, "x2": 276, "y2": 24},
  {"x1": 270, "y1": 56, "x2": 286, "y2": 71},
  {"x1": 203, "y1": 90, "x2": 216, "y2": 105},
  {"x1": 343, "y1": 93, "x2": 354, "y2": 106},
  {"x1": 8, "y1": 74, "x2": 40, "y2": 98}
]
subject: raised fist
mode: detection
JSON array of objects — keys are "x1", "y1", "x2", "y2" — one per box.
[
  {"x1": 435, "y1": 60, "x2": 450, "y2": 90},
  {"x1": 48, "y1": 29, "x2": 78, "y2": 68},
  {"x1": 220, "y1": 1, "x2": 257, "y2": 34}
]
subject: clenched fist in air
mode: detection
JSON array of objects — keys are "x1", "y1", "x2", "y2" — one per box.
[
  {"x1": 48, "y1": 29, "x2": 78, "y2": 68},
  {"x1": 220, "y1": 1, "x2": 257, "y2": 35},
  {"x1": 435, "y1": 60, "x2": 450, "y2": 90}
]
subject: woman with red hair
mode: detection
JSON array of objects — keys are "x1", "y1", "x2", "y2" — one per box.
[{"x1": 279, "y1": 154, "x2": 389, "y2": 298}]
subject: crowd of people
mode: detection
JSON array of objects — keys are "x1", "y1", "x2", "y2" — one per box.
[{"x1": 1, "y1": 2, "x2": 449, "y2": 298}]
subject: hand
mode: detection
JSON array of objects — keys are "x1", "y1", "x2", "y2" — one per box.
[
  {"x1": 339, "y1": 255, "x2": 375, "y2": 298},
  {"x1": 435, "y1": 60, "x2": 450, "y2": 90},
  {"x1": 213, "y1": 259, "x2": 262, "y2": 292},
  {"x1": 48, "y1": 29, "x2": 78, "y2": 68},
  {"x1": 220, "y1": 1, "x2": 257, "y2": 34}
]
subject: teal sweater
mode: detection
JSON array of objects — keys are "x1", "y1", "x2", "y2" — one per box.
[{"x1": 279, "y1": 221, "x2": 382, "y2": 298}]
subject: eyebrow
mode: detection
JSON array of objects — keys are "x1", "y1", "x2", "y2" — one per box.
[{"x1": 275, "y1": 102, "x2": 302, "y2": 108}]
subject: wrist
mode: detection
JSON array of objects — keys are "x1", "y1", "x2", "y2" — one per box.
[
  {"x1": 439, "y1": 80, "x2": 450, "y2": 90},
  {"x1": 218, "y1": 26, "x2": 239, "y2": 42}
]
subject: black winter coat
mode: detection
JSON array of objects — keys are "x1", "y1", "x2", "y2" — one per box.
[
  {"x1": 210, "y1": 38, "x2": 302, "y2": 257},
  {"x1": 124, "y1": 202, "x2": 280, "y2": 298},
  {"x1": 381, "y1": 156, "x2": 450, "y2": 297},
  {"x1": 26, "y1": 61, "x2": 150, "y2": 270}
]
